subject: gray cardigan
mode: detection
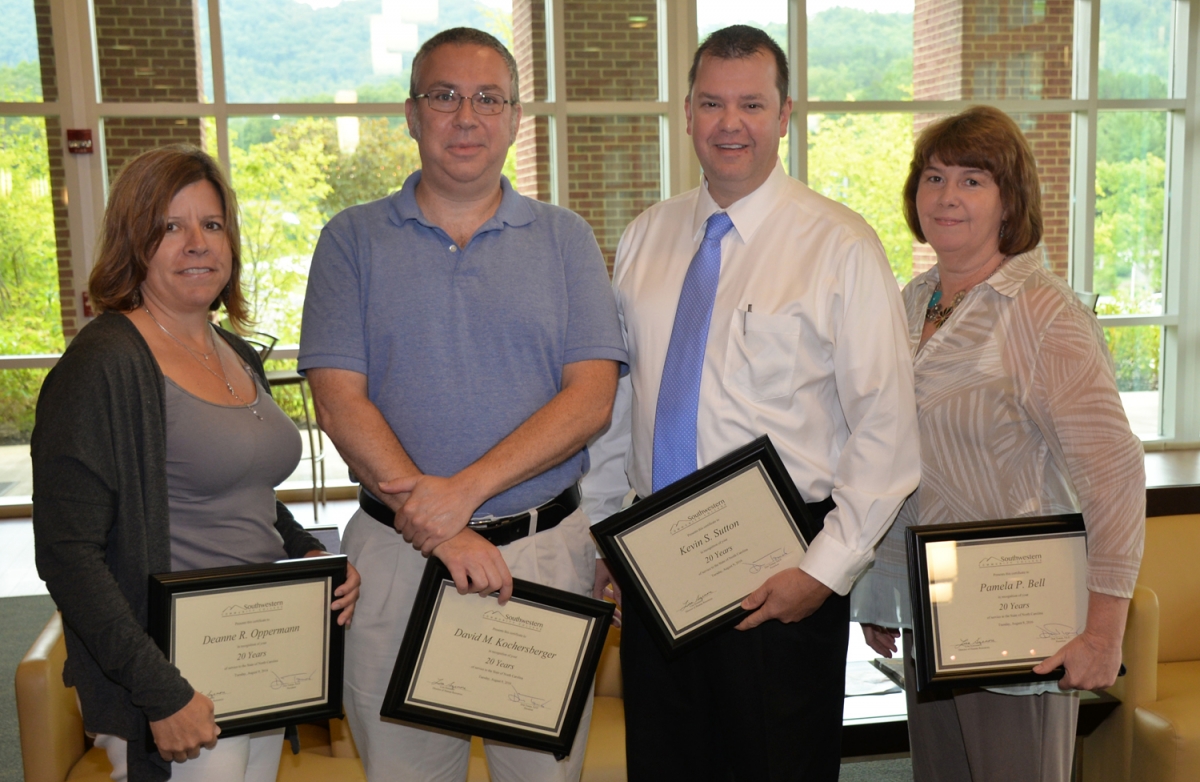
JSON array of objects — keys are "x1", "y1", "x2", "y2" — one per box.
[{"x1": 31, "y1": 312, "x2": 321, "y2": 782}]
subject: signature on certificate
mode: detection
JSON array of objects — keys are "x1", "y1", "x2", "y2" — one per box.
[
  {"x1": 680, "y1": 591, "x2": 714, "y2": 613},
  {"x1": 747, "y1": 548, "x2": 787, "y2": 575},
  {"x1": 953, "y1": 637, "x2": 995, "y2": 651},
  {"x1": 270, "y1": 670, "x2": 316, "y2": 690},
  {"x1": 205, "y1": 690, "x2": 227, "y2": 703},
  {"x1": 431, "y1": 678, "x2": 468, "y2": 694},
  {"x1": 507, "y1": 684, "x2": 548, "y2": 710},
  {"x1": 1037, "y1": 623, "x2": 1079, "y2": 643}
]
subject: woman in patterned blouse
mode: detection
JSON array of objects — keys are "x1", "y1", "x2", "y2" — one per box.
[{"x1": 855, "y1": 106, "x2": 1145, "y2": 782}]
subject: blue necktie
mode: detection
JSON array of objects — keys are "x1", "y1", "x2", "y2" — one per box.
[{"x1": 652, "y1": 212, "x2": 735, "y2": 492}]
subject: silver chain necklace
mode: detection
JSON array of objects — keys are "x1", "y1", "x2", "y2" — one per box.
[{"x1": 143, "y1": 307, "x2": 264, "y2": 421}]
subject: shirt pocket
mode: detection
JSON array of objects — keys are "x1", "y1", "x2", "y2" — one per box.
[{"x1": 723, "y1": 310, "x2": 801, "y2": 402}]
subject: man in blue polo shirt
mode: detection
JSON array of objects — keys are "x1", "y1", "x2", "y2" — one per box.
[{"x1": 298, "y1": 27, "x2": 626, "y2": 782}]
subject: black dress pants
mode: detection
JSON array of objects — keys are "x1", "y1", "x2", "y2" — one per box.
[{"x1": 621, "y1": 505, "x2": 849, "y2": 782}]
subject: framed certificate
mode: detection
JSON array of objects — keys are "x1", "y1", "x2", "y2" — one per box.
[
  {"x1": 590, "y1": 435, "x2": 817, "y2": 658},
  {"x1": 381, "y1": 560, "x2": 615, "y2": 755},
  {"x1": 148, "y1": 555, "x2": 347, "y2": 737},
  {"x1": 908, "y1": 515, "x2": 1088, "y2": 691}
]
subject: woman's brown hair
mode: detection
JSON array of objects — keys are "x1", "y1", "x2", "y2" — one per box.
[
  {"x1": 902, "y1": 106, "x2": 1043, "y2": 256},
  {"x1": 88, "y1": 145, "x2": 251, "y2": 329}
]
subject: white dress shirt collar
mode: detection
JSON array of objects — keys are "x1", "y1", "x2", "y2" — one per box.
[{"x1": 692, "y1": 160, "x2": 791, "y2": 245}]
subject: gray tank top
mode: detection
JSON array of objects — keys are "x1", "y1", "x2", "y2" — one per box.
[{"x1": 165, "y1": 371, "x2": 303, "y2": 571}]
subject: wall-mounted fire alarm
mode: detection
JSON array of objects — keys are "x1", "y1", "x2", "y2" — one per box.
[{"x1": 66, "y1": 129, "x2": 94, "y2": 154}]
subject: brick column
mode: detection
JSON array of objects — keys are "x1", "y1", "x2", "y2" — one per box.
[
  {"x1": 512, "y1": 0, "x2": 551, "y2": 201},
  {"x1": 913, "y1": 0, "x2": 1073, "y2": 279},
  {"x1": 33, "y1": 0, "x2": 74, "y2": 338},
  {"x1": 511, "y1": 0, "x2": 662, "y2": 272},
  {"x1": 563, "y1": 0, "x2": 660, "y2": 271}
]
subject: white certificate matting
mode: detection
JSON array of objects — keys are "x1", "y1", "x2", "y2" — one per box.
[
  {"x1": 170, "y1": 578, "x2": 330, "y2": 720},
  {"x1": 615, "y1": 463, "x2": 807, "y2": 639},
  {"x1": 927, "y1": 532, "x2": 1088, "y2": 674},
  {"x1": 406, "y1": 582, "x2": 596, "y2": 735}
]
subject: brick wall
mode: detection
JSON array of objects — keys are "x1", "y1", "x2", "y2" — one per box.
[
  {"x1": 563, "y1": 1, "x2": 658, "y2": 101},
  {"x1": 567, "y1": 115, "x2": 661, "y2": 270},
  {"x1": 512, "y1": 0, "x2": 661, "y2": 270},
  {"x1": 513, "y1": 0, "x2": 551, "y2": 202},
  {"x1": 913, "y1": 0, "x2": 1073, "y2": 279},
  {"x1": 93, "y1": 0, "x2": 206, "y2": 180}
]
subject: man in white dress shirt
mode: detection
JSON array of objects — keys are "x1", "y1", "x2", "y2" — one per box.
[{"x1": 582, "y1": 26, "x2": 920, "y2": 781}]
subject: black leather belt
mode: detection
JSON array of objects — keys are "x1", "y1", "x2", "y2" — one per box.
[{"x1": 359, "y1": 484, "x2": 581, "y2": 547}]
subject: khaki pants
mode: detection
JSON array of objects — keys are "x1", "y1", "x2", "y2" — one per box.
[{"x1": 341, "y1": 507, "x2": 598, "y2": 782}]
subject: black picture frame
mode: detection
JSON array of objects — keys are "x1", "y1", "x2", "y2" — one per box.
[
  {"x1": 590, "y1": 435, "x2": 817, "y2": 659},
  {"x1": 907, "y1": 514, "x2": 1087, "y2": 691},
  {"x1": 381, "y1": 559, "x2": 615, "y2": 756},
  {"x1": 148, "y1": 555, "x2": 347, "y2": 737}
]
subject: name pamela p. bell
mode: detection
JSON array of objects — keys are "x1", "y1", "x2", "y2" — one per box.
[{"x1": 928, "y1": 532, "x2": 1087, "y2": 672}]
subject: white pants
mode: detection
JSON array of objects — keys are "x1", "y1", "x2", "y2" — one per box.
[
  {"x1": 341, "y1": 506, "x2": 598, "y2": 782},
  {"x1": 96, "y1": 728, "x2": 284, "y2": 782}
]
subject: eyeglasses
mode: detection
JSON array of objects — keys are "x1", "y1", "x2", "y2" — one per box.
[{"x1": 412, "y1": 89, "x2": 518, "y2": 116}]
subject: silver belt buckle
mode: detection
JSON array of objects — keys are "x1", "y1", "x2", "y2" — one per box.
[{"x1": 468, "y1": 514, "x2": 514, "y2": 531}]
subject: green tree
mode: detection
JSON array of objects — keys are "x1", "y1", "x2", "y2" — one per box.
[
  {"x1": 231, "y1": 119, "x2": 333, "y2": 343},
  {"x1": 319, "y1": 118, "x2": 421, "y2": 218},
  {"x1": 1093, "y1": 154, "x2": 1165, "y2": 311},
  {"x1": 0, "y1": 114, "x2": 59, "y2": 440},
  {"x1": 807, "y1": 113, "x2": 914, "y2": 284}
]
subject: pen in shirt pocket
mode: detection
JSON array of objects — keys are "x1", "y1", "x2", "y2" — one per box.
[{"x1": 745, "y1": 303, "x2": 752, "y2": 335}]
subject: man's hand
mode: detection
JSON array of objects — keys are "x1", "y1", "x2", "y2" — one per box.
[
  {"x1": 432, "y1": 528, "x2": 513, "y2": 604},
  {"x1": 379, "y1": 474, "x2": 483, "y2": 554},
  {"x1": 736, "y1": 568, "x2": 833, "y2": 631},
  {"x1": 861, "y1": 623, "x2": 901, "y2": 658},
  {"x1": 149, "y1": 691, "x2": 219, "y2": 762},
  {"x1": 593, "y1": 558, "x2": 623, "y2": 627}
]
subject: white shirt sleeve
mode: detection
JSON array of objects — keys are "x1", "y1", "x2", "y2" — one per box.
[{"x1": 798, "y1": 237, "x2": 921, "y2": 596}]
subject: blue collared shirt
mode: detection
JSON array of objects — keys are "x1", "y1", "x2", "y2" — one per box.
[{"x1": 299, "y1": 171, "x2": 627, "y2": 516}]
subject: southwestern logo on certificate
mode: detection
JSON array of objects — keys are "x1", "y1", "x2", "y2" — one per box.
[
  {"x1": 406, "y1": 584, "x2": 593, "y2": 734},
  {"x1": 170, "y1": 579, "x2": 330, "y2": 720},
  {"x1": 927, "y1": 533, "x2": 1088, "y2": 674}
]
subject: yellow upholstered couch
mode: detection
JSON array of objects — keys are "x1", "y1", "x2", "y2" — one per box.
[
  {"x1": 1080, "y1": 514, "x2": 1200, "y2": 782},
  {"x1": 1128, "y1": 514, "x2": 1200, "y2": 780},
  {"x1": 17, "y1": 613, "x2": 626, "y2": 782},
  {"x1": 15, "y1": 613, "x2": 366, "y2": 782}
]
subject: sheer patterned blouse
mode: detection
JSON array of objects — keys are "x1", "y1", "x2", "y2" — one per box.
[{"x1": 852, "y1": 248, "x2": 1145, "y2": 629}]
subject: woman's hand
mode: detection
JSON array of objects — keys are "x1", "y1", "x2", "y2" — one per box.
[
  {"x1": 1033, "y1": 591, "x2": 1129, "y2": 690},
  {"x1": 861, "y1": 623, "x2": 901, "y2": 658},
  {"x1": 305, "y1": 550, "x2": 361, "y2": 626},
  {"x1": 149, "y1": 691, "x2": 219, "y2": 762}
]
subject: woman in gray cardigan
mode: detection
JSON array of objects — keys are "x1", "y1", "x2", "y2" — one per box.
[{"x1": 31, "y1": 146, "x2": 359, "y2": 782}]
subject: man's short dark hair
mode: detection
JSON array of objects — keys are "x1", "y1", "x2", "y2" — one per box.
[
  {"x1": 688, "y1": 25, "x2": 789, "y2": 104},
  {"x1": 409, "y1": 28, "x2": 520, "y2": 101}
]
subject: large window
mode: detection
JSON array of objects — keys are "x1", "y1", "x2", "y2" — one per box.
[
  {"x1": 0, "y1": 0, "x2": 57, "y2": 502},
  {"x1": 3, "y1": 0, "x2": 1200, "y2": 510}
]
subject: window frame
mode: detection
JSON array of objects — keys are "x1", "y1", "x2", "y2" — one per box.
[{"x1": 4, "y1": 0, "x2": 1200, "y2": 447}]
